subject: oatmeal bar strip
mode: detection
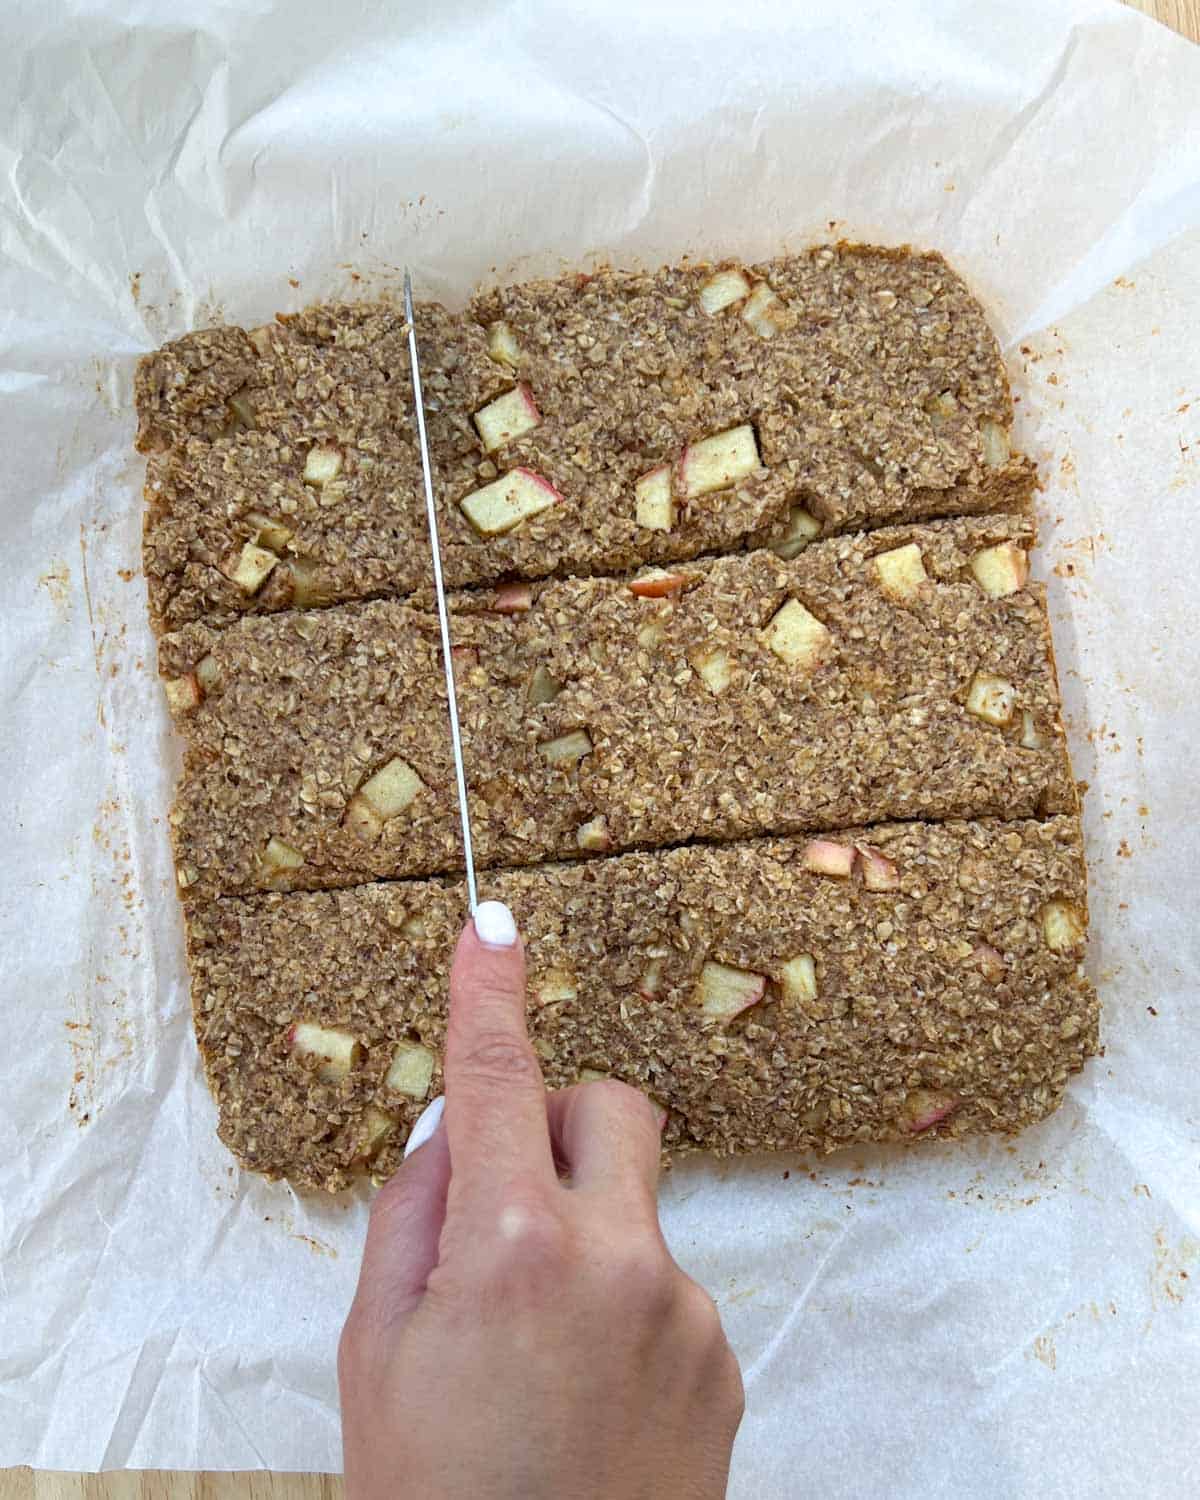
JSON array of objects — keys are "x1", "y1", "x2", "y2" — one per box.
[
  {"x1": 186, "y1": 816, "x2": 1096, "y2": 1192},
  {"x1": 138, "y1": 244, "x2": 1032, "y2": 633},
  {"x1": 162, "y1": 514, "x2": 1074, "y2": 898}
]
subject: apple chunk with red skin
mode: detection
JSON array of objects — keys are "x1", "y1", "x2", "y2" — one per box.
[
  {"x1": 492, "y1": 582, "x2": 533, "y2": 613},
  {"x1": 695, "y1": 961, "x2": 767, "y2": 1021},
  {"x1": 857, "y1": 845, "x2": 900, "y2": 891},
  {"x1": 460, "y1": 468, "x2": 562, "y2": 536},
  {"x1": 629, "y1": 570, "x2": 689, "y2": 598},
  {"x1": 473, "y1": 384, "x2": 542, "y2": 452},
  {"x1": 287, "y1": 1021, "x2": 361, "y2": 1083},
  {"x1": 900, "y1": 1088, "x2": 958, "y2": 1133},
  {"x1": 675, "y1": 425, "x2": 761, "y2": 499},
  {"x1": 803, "y1": 839, "x2": 855, "y2": 879}
]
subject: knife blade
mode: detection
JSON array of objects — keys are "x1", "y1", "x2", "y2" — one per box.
[{"x1": 404, "y1": 270, "x2": 479, "y2": 913}]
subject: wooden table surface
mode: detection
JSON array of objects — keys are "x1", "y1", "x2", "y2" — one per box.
[{"x1": 4, "y1": 3, "x2": 1195, "y2": 1498}]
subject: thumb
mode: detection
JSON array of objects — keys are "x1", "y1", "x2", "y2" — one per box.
[{"x1": 347, "y1": 1097, "x2": 451, "y2": 1331}]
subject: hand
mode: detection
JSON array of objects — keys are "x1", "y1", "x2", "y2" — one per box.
[{"x1": 339, "y1": 901, "x2": 744, "y2": 1500}]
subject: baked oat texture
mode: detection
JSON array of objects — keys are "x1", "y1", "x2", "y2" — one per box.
[
  {"x1": 160, "y1": 513, "x2": 1075, "y2": 898},
  {"x1": 135, "y1": 242, "x2": 1096, "y2": 1190},
  {"x1": 187, "y1": 820, "x2": 1096, "y2": 1193},
  {"x1": 138, "y1": 244, "x2": 1034, "y2": 634}
]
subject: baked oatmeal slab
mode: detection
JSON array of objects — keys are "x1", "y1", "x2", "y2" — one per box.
[
  {"x1": 138, "y1": 244, "x2": 1033, "y2": 633},
  {"x1": 161, "y1": 513, "x2": 1074, "y2": 898},
  {"x1": 186, "y1": 817, "x2": 1095, "y2": 1192}
]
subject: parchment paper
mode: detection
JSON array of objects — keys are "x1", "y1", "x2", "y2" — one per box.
[{"x1": 2, "y1": 0, "x2": 1198, "y2": 1491}]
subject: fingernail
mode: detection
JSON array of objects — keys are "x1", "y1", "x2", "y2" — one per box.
[
  {"x1": 403, "y1": 1095, "x2": 445, "y2": 1158},
  {"x1": 474, "y1": 900, "x2": 518, "y2": 948}
]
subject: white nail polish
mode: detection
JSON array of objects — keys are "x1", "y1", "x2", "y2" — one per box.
[
  {"x1": 403, "y1": 1095, "x2": 445, "y2": 1158},
  {"x1": 474, "y1": 900, "x2": 518, "y2": 948}
]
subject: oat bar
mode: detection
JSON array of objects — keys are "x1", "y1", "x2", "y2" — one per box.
[
  {"x1": 161, "y1": 513, "x2": 1073, "y2": 898},
  {"x1": 138, "y1": 245, "x2": 1033, "y2": 632},
  {"x1": 186, "y1": 817, "x2": 1095, "y2": 1192}
]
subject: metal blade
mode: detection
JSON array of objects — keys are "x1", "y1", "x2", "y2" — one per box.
[{"x1": 404, "y1": 269, "x2": 478, "y2": 913}]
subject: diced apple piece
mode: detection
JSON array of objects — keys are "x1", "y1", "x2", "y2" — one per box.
[
  {"x1": 1020, "y1": 710, "x2": 1044, "y2": 750},
  {"x1": 194, "y1": 654, "x2": 220, "y2": 693},
  {"x1": 971, "y1": 943, "x2": 1007, "y2": 982},
  {"x1": 575, "y1": 816, "x2": 610, "y2": 851},
  {"x1": 461, "y1": 468, "x2": 562, "y2": 536},
  {"x1": 224, "y1": 541, "x2": 278, "y2": 596},
  {"x1": 528, "y1": 664, "x2": 562, "y2": 704},
  {"x1": 486, "y1": 320, "x2": 522, "y2": 368},
  {"x1": 385, "y1": 1041, "x2": 436, "y2": 1099},
  {"x1": 344, "y1": 795, "x2": 383, "y2": 843},
  {"x1": 741, "y1": 281, "x2": 789, "y2": 338},
  {"x1": 262, "y1": 836, "x2": 305, "y2": 874},
  {"x1": 1041, "y1": 899, "x2": 1085, "y2": 952},
  {"x1": 359, "y1": 757, "x2": 424, "y2": 818},
  {"x1": 872, "y1": 543, "x2": 928, "y2": 603},
  {"x1": 630, "y1": 569, "x2": 688, "y2": 598},
  {"x1": 534, "y1": 969, "x2": 578, "y2": 1006},
  {"x1": 803, "y1": 839, "x2": 855, "y2": 879},
  {"x1": 492, "y1": 582, "x2": 533, "y2": 613},
  {"x1": 637, "y1": 619, "x2": 665, "y2": 649},
  {"x1": 227, "y1": 391, "x2": 257, "y2": 430},
  {"x1": 247, "y1": 325, "x2": 274, "y2": 357},
  {"x1": 763, "y1": 599, "x2": 831, "y2": 671},
  {"x1": 474, "y1": 384, "x2": 542, "y2": 452},
  {"x1": 401, "y1": 914, "x2": 427, "y2": 940},
  {"x1": 638, "y1": 959, "x2": 664, "y2": 1000},
  {"x1": 303, "y1": 445, "x2": 343, "y2": 485},
  {"x1": 694, "y1": 648, "x2": 733, "y2": 695},
  {"x1": 771, "y1": 506, "x2": 821, "y2": 560},
  {"x1": 355, "y1": 1106, "x2": 396, "y2": 1160},
  {"x1": 781, "y1": 954, "x2": 818, "y2": 1005},
  {"x1": 635, "y1": 465, "x2": 675, "y2": 532},
  {"x1": 287, "y1": 1021, "x2": 361, "y2": 1083},
  {"x1": 695, "y1": 961, "x2": 767, "y2": 1020},
  {"x1": 676, "y1": 424, "x2": 761, "y2": 499},
  {"x1": 697, "y1": 267, "x2": 751, "y2": 315},
  {"x1": 247, "y1": 512, "x2": 294, "y2": 552},
  {"x1": 164, "y1": 673, "x2": 201, "y2": 715},
  {"x1": 578, "y1": 1067, "x2": 608, "y2": 1084},
  {"x1": 979, "y1": 419, "x2": 1010, "y2": 467},
  {"x1": 858, "y1": 845, "x2": 900, "y2": 892},
  {"x1": 901, "y1": 1089, "x2": 958, "y2": 1133},
  {"x1": 538, "y1": 730, "x2": 593, "y2": 767},
  {"x1": 287, "y1": 556, "x2": 334, "y2": 607},
  {"x1": 966, "y1": 671, "x2": 1017, "y2": 727},
  {"x1": 971, "y1": 543, "x2": 1029, "y2": 598},
  {"x1": 926, "y1": 391, "x2": 959, "y2": 424}
]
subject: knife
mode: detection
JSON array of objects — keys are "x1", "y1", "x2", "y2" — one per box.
[{"x1": 404, "y1": 270, "x2": 479, "y2": 914}]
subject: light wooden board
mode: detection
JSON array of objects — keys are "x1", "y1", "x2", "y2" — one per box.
[{"x1": 3, "y1": 3, "x2": 1194, "y2": 1497}]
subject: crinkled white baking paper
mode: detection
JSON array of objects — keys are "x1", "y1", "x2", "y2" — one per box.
[{"x1": 1, "y1": 0, "x2": 1198, "y2": 1492}]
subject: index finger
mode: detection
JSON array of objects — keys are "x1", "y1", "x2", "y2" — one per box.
[{"x1": 443, "y1": 902, "x2": 555, "y2": 1204}]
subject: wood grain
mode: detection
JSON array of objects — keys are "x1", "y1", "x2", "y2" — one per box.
[{"x1": 4, "y1": 4, "x2": 1194, "y2": 1500}]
